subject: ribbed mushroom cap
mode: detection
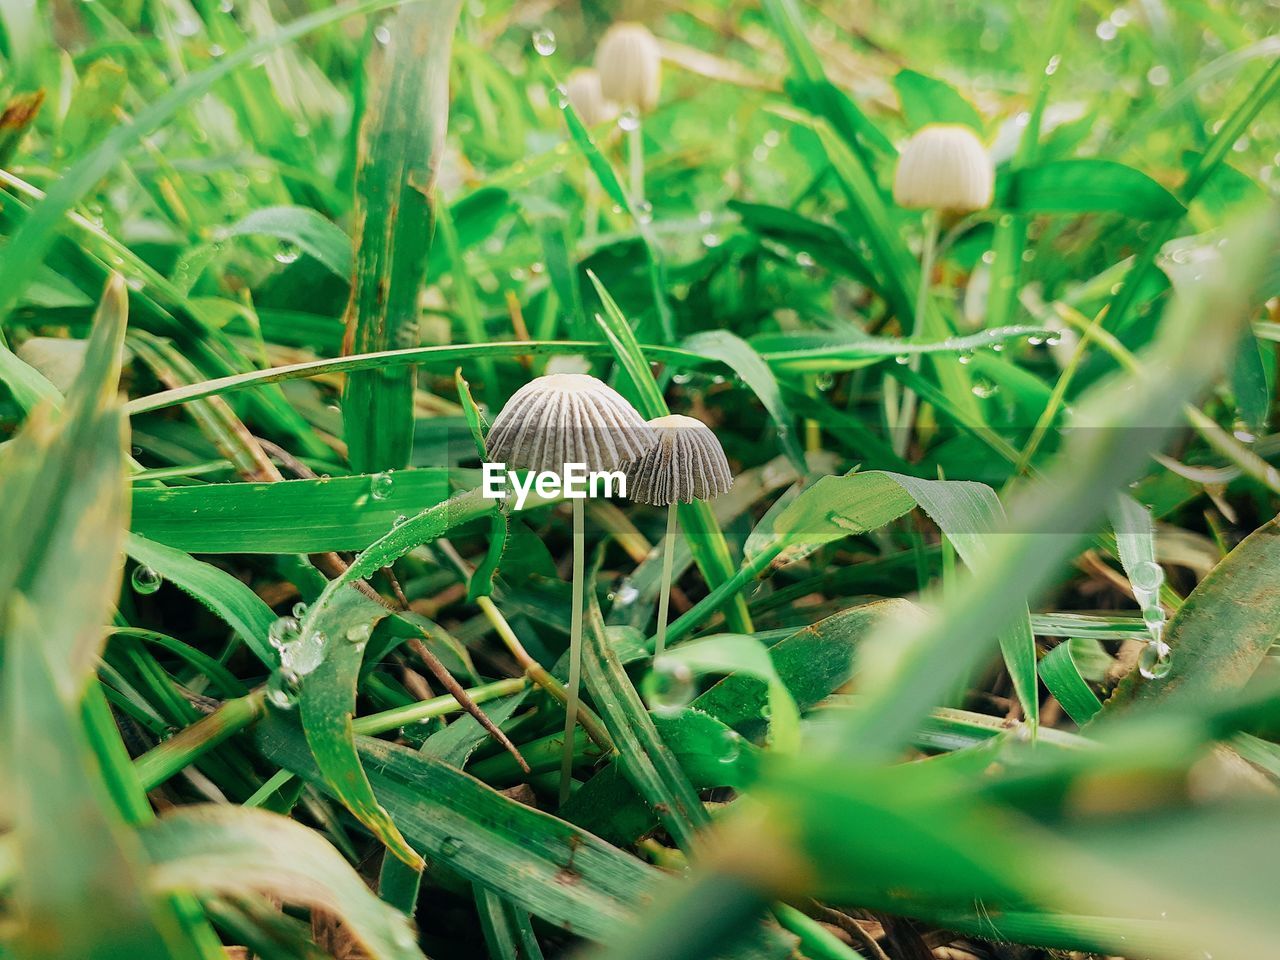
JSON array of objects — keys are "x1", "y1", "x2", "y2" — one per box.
[
  {"x1": 594, "y1": 22, "x2": 662, "y2": 113},
  {"x1": 564, "y1": 67, "x2": 618, "y2": 127},
  {"x1": 486, "y1": 374, "x2": 657, "y2": 473},
  {"x1": 892, "y1": 124, "x2": 994, "y2": 213},
  {"x1": 625, "y1": 414, "x2": 732, "y2": 506}
]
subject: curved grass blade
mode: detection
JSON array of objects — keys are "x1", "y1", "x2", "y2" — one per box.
[
  {"x1": 142, "y1": 805, "x2": 425, "y2": 960},
  {"x1": 1040, "y1": 640, "x2": 1103, "y2": 726}
]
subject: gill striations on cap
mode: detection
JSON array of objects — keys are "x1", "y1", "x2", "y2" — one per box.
[
  {"x1": 486, "y1": 373, "x2": 658, "y2": 473},
  {"x1": 625, "y1": 414, "x2": 732, "y2": 506},
  {"x1": 595, "y1": 22, "x2": 662, "y2": 113}
]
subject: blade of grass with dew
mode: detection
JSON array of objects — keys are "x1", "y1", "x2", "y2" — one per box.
[
  {"x1": 822, "y1": 209, "x2": 1275, "y2": 761},
  {"x1": 557, "y1": 83, "x2": 674, "y2": 340},
  {"x1": 130, "y1": 470, "x2": 451, "y2": 553},
  {"x1": 0, "y1": 0, "x2": 413, "y2": 391},
  {"x1": 589, "y1": 271, "x2": 752, "y2": 633},
  {"x1": 141, "y1": 805, "x2": 425, "y2": 960},
  {"x1": 682, "y1": 330, "x2": 806, "y2": 473},
  {"x1": 124, "y1": 533, "x2": 278, "y2": 666},
  {"x1": 1101, "y1": 509, "x2": 1280, "y2": 714},
  {"x1": 341, "y1": 0, "x2": 463, "y2": 472}
]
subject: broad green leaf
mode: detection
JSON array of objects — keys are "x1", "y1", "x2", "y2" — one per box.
[
  {"x1": 141, "y1": 806, "x2": 424, "y2": 960},
  {"x1": 340, "y1": 0, "x2": 463, "y2": 472},
  {"x1": 131, "y1": 469, "x2": 450, "y2": 553},
  {"x1": 894, "y1": 69, "x2": 984, "y2": 132},
  {"x1": 1002, "y1": 159, "x2": 1185, "y2": 219},
  {"x1": 682, "y1": 330, "x2": 806, "y2": 473}
]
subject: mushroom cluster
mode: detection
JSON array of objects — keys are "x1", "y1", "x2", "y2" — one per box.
[{"x1": 486, "y1": 375, "x2": 731, "y2": 802}]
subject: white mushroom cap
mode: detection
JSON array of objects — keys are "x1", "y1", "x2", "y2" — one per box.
[
  {"x1": 892, "y1": 124, "x2": 994, "y2": 213},
  {"x1": 625, "y1": 414, "x2": 732, "y2": 506},
  {"x1": 486, "y1": 373, "x2": 657, "y2": 473},
  {"x1": 595, "y1": 22, "x2": 662, "y2": 114},
  {"x1": 564, "y1": 67, "x2": 618, "y2": 127}
]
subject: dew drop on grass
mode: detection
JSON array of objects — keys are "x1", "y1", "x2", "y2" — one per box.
[
  {"x1": 274, "y1": 242, "x2": 300, "y2": 264},
  {"x1": 131, "y1": 564, "x2": 163, "y2": 595},
  {"x1": 371, "y1": 470, "x2": 394, "y2": 500},
  {"x1": 971, "y1": 378, "x2": 998, "y2": 398},
  {"x1": 894, "y1": 354, "x2": 910, "y2": 365},
  {"x1": 815, "y1": 372, "x2": 835, "y2": 392},
  {"x1": 1138, "y1": 638, "x2": 1173, "y2": 680},
  {"x1": 268, "y1": 616, "x2": 301, "y2": 652},
  {"x1": 266, "y1": 668, "x2": 300, "y2": 709},
  {"x1": 1131, "y1": 560, "x2": 1164, "y2": 593},
  {"x1": 531, "y1": 28, "x2": 556, "y2": 56},
  {"x1": 374, "y1": 25, "x2": 391, "y2": 45},
  {"x1": 613, "y1": 582, "x2": 640, "y2": 606},
  {"x1": 392, "y1": 514, "x2": 409, "y2": 528},
  {"x1": 636, "y1": 199, "x2": 654, "y2": 223},
  {"x1": 701, "y1": 232, "x2": 722, "y2": 248},
  {"x1": 618, "y1": 108, "x2": 640, "y2": 132},
  {"x1": 440, "y1": 836, "x2": 465, "y2": 857},
  {"x1": 648, "y1": 658, "x2": 695, "y2": 715},
  {"x1": 345, "y1": 623, "x2": 372, "y2": 645}
]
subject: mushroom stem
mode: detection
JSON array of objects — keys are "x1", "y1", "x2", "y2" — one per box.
[
  {"x1": 893, "y1": 208, "x2": 939, "y2": 458},
  {"x1": 654, "y1": 501, "x2": 678, "y2": 660},
  {"x1": 627, "y1": 120, "x2": 645, "y2": 205},
  {"x1": 559, "y1": 497, "x2": 587, "y2": 805}
]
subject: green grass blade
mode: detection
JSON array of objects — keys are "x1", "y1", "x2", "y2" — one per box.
[{"x1": 341, "y1": 0, "x2": 464, "y2": 471}]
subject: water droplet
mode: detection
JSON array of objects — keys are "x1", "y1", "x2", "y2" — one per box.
[
  {"x1": 440, "y1": 836, "x2": 465, "y2": 858},
  {"x1": 218, "y1": 0, "x2": 234, "y2": 11},
  {"x1": 614, "y1": 583, "x2": 640, "y2": 606},
  {"x1": 346, "y1": 623, "x2": 372, "y2": 645},
  {"x1": 701, "y1": 232, "x2": 721, "y2": 248},
  {"x1": 371, "y1": 470, "x2": 394, "y2": 500},
  {"x1": 274, "y1": 242, "x2": 300, "y2": 264},
  {"x1": 648, "y1": 658, "x2": 695, "y2": 714},
  {"x1": 635, "y1": 200, "x2": 653, "y2": 224},
  {"x1": 1096, "y1": 20, "x2": 1118, "y2": 40},
  {"x1": 894, "y1": 353, "x2": 910, "y2": 365},
  {"x1": 374, "y1": 25, "x2": 391, "y2": 45},
  {"x1": 617, "y1": 108, "x2": 640, "y2": 132},
  {"x1": 174, "y1": 15, "x2": 201, "y2": 36},
  {"x1": 971, "y1": 378, "x2": 998, "y2": 399},
  {"x1": 697, "y1": 210, "x2": 714, "y2": 226},
  {"x1": 266, "y1": 668, "x2": 300, "y2": 709},
  {"x1": 1147, "y1": 64, "x2": 1171, "y2": 86},
  {"x1": 292, "y1": 601, "x2": 308, "y2": 620},
  {"x1": 131, "y1": 565, "x2": 162, "y2": 595},
  {"x1": 796, "y1": 251, "x2": 816, "y2": 269},
  {"x1": 553, "y1": 84, "x2": 569, "y2": 109},
  {"x1": 815, "y1": 372, "x2": 835, "y2": 392},
  {"x1": 268, "y1": 616, "x2": 301, "y2": 652},
  {"x1": 1138, "y1": 639, "x2": 1172, "y2": 680},
  {"x1": 531, "y1": 27, "x2": 556, "y2": 55},
  {"x1": 1131, "y1": 560, "x2": 1164, "y2": 593},
  {"x1": 1044, "y1": 54, "x2": 1061, "y2": 75},
  {"x1": 763, "y1": 129, "x2": 781, "y2": 148},
  {"x1": 208, "y1": 43, "x2": 225, "y2": 57},
  {"x1": 957, "y1": 350, "x2": 974, "y2": 365},
  {"x1": 393, "y1": 514, "x2": 409, "y2": 528},
  {"x1": 671, "y1": 371, "x2": 692, "y2": 385},
  {"x1": 1027, "y1": 335, "x2": 1045, "y2": 346},
  {"x1": 1142, "y1": 605, "x2": 1167, "y2": 631}
]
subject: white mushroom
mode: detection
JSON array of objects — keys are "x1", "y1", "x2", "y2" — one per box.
[
  {"x1": 625, "y1": 414, "x2": 732, "y2": 506},
  {"x1": 892, "y1": 123, "x2": 994, "y2": 214},
  {"x1": 484, "y1": 373, "x2": 656, "y2": 805},
  {"x1": 622, "y1": 414, "x2": 732, "y2": 661},
  {"x1": 594, "y1": 22, "x2": 662, "y2": 114},
  {"x1": 563, "y1": 67, "x2": 618, "y2": 127},
  {"x1": 486, "y1": 373, "x2": 657, "y2": 474}
]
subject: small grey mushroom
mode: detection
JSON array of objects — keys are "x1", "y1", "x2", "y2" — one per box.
[
  {"x1": 624, "y1": 414, "x2": 732, "y2": 506},
  {"x1": 486, "y1": 373, "x2": 657, "y2": 473},
  {"x1": 483, "y1": 372, "x2": 656, "y2": 806},
  {"x1": 623, "y1": 415, "x2": 732, "y2": 663}
]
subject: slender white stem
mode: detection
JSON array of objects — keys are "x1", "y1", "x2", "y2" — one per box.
[
  {"x1": 654, "y1": 502, "x2": 678, "y2": 661},
  {"x1": 627, "y1": 121, "x2": 645, "y2": 206},
  {"x1": 893, "y1": 209, "x2": 939, "y2": 458},
  {"x1": 558, "y1": 498, "x2": 586, "y2": 805}
]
